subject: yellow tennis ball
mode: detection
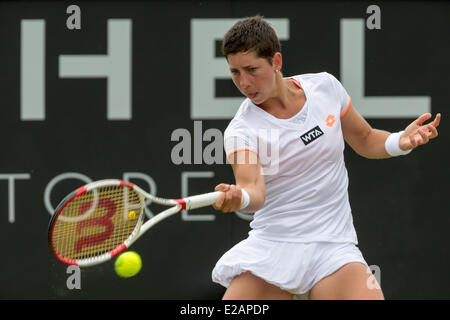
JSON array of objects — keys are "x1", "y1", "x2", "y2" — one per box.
[
  {"x1": 115, "y1": 251, "x2": 142, "y2": 278},
  {"x1": 128, "y1": 211, "x2": 136, "y2": 220}
]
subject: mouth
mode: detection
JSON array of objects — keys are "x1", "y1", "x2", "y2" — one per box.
[{"x1": 247, "y1": 92, "x2": 257, "y2": 99}]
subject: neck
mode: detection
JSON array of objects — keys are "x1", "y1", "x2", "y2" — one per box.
[{"x1": 258, "y1": 72, "x2": 297, "y2": 111}]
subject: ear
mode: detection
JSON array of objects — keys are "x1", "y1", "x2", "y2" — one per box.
[{"x1": 272, "y1": 52, "x2": 282, "y2": 71}]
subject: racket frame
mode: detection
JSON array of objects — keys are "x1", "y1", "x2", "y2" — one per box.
[{"x1": 48, "y1": 179, "x2": 220, "y2": 267}]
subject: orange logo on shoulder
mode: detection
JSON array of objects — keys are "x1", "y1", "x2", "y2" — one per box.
[{"x1": 326, "y1": 115, "x2": 336, "y2": 127}]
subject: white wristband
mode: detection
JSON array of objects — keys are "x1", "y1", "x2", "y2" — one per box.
[
  {"x1": 240, "y1": 188, "x2": 250, "y2": 210},
  {"x1": 385, "y1": 131, "x2": 412, "y2": 157}
]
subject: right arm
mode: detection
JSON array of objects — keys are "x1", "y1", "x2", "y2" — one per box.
[{"x1": 213, "y1": 150, "x2": 265, "y2": 213}]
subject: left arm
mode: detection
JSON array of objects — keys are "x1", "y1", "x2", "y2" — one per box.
[{"x1": 341, "y1": 104, "x2": 441, "y2": 159}]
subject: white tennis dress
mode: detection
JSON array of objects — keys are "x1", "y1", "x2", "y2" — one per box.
[{"x1": 212, "y1": 72, "x2": 368, "y2": 295}]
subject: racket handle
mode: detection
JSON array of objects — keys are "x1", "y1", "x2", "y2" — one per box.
[{"x1": 184, "y1": 191, "x2": 221, "y2": 210}]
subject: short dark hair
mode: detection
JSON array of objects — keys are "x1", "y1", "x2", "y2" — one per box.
[{"x1": 221, "y1": 15, "x2": 281, "y2": 65}]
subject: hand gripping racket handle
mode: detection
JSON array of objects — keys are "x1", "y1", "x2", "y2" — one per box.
[{"x1": 183, "y1": 191, "x2": 221, "y2": 210}]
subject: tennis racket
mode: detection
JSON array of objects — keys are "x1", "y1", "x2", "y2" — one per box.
[{"x1": 48, "y1": 179, "x2": 220, "y2": 267}]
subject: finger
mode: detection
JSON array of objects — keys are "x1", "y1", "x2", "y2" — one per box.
[
  {"x1": 414, "y1": 113, "x2": 432, "y2": 126},
  {"x1": 409, "y1": 135, "x2": 418, "y2": 148},
  {"x1": 214, "y1": 184, "x2": 230, "y2": 192},
  {"x1": 422, "y1": 128, "x2": 430, "y2": 142},
  {"x1": 414, "y1": 136, "x2": 422, "y2": 146},
  {"x1": 224, "y1": 185, "x2": 242, "y2": 212},
  {"x1": 426, "y1": 123, "x2": 438, "y2": 138},
  {"x1": 222, "y1": 186, "x2": 235, "y2": 212},
  {"x1": 213, "y1": 192, "x2": 226, "y2": 210},
  {"x1": 411, "y1": 131, "x2": 423, "y2": 147},
  {"x1": 433, "y1": 113, "x2": 441, "y2": 128},
  {"x1": 418, "y1": 128, "x2": 429, "y2": 144},
  {"x1": 215, "y1": 192, "x2": 225, "y2": 210}
]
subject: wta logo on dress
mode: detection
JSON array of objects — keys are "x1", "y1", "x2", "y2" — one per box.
[{"x1": 300, "y1": 126, "x2": 324, "y2": 146}]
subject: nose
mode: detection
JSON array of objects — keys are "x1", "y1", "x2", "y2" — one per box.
[{"x1": 239, "y1": 73, "x2": 251, "y2": 89}]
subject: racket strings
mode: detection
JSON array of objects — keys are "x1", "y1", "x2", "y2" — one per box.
[{"x1": 51, "y1": 185, "x2": 143, "y2": 261}]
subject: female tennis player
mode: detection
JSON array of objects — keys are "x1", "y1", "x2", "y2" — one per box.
[{"x1": 211, "y1": 15, "x2": 441, "y2": 300}]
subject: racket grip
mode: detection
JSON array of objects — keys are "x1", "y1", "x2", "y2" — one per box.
[{"x1": 184, "y1": 191, "x2": 221, "y2": 210}]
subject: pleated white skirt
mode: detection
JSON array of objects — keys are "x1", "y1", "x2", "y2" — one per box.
[{"x1": 212, "y1": 235, "x2": 367, "y2": 295}]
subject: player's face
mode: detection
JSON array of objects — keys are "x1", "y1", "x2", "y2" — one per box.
[{"x1": 227, "y1": 50, "x2": 279, "y2": 105}]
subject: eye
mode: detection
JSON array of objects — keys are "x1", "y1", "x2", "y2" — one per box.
[{"x1": 230, "y1": 69, "x2": 239, "y2": 75}]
